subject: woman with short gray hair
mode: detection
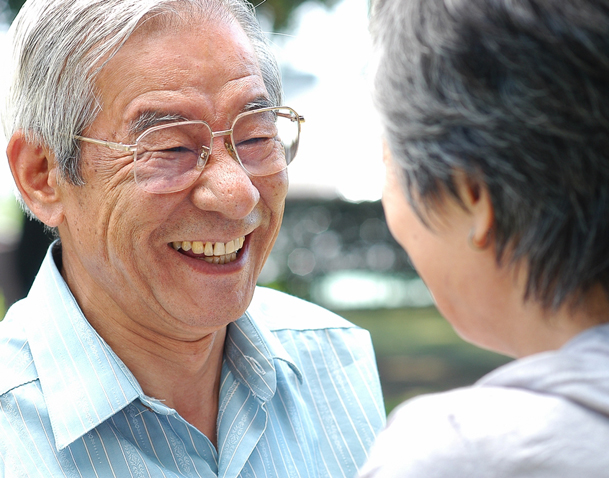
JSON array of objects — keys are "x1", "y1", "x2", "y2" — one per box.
[{"x1": 361, "y1": 0, "x2": 609, "y2": 476}]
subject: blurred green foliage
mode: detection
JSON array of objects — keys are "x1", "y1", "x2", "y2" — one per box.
[
  {"x1": 6, "y1": 0, "x2": 20, "y2": 15},
  {"x1": 0, "y1": 289, "x2": 5, "y2": 321},
  {"x1": 3, "y1": 0, "x2": 339, "y2": 31}
]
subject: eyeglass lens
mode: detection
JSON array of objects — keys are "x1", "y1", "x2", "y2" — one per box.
[{"x1": 133, "y1": 107, "x2": 300, "y2": 194}]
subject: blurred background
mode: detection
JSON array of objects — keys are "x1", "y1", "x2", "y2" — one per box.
[{"x1": 0, "y1": 0, "x2": 511, "y2": 413}]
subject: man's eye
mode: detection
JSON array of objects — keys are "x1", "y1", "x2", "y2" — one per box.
[
  {"x1": 164, "y1": 146, "x2": 192, "y2": 153},
  {"x1": 237, "y1": 137, "x2": 271, "y2": 147},
  {"x1": 151, "y1": 145, "x2": 196, "y2": 155}
]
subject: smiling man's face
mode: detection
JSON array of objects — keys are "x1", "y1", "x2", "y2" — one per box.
[{"x1": 55, "y1": 15, "x2": 288, "y2": 338}]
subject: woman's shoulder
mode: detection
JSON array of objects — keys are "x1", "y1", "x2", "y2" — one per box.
[
  {"x1": 360, "y1": 385, "x2": 609, "y2": 478},
  {"x1": 388, "y1": 385, "x2": 584, "y2": 437}
]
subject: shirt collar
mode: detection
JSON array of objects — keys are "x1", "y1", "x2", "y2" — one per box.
[
  {"x1": 223, "y1": 303, "x2": 303, "y2": 403},
  {"x1": 25, "y1": 242, "x2": 141, "y2": 450}
]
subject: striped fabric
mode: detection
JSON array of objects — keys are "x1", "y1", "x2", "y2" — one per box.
[{"x1": 0, "y1": 245, "x2": 386, "y2": 478}]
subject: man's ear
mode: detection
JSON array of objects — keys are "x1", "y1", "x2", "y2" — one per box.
[
  {"x1": 454, "y1": 170, "x2": 494, "y2": 247},
  {"x1": 7, "y1": 131, "x2": 65, "y2": 227}
]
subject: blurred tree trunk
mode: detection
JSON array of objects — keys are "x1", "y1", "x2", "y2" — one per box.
[{"x1": 4, "y1": 0, "x2": 339, "y2": 31}]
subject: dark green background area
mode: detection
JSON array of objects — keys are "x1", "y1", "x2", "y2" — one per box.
[{"x1": 340, "y1": 306, "x2": 511, "y2": 413}]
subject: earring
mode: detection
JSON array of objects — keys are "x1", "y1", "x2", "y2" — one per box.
[{"x1": 468, "y1": 228, "x2": 491, "y2": 251}]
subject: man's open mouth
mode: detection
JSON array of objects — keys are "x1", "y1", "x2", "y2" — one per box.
[{"x1": 171, "y1": 236, "x2": 245, "y2": 264}]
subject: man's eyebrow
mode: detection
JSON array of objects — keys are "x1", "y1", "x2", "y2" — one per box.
[
  {"x1": 129, "y1": 111, "x2": 189, "y2": 135},
  {"x1": 242, "y1": 97, "x2": 275, "y2": 112}
]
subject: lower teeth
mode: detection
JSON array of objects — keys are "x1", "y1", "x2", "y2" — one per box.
[{"x1": 202, "y1": 253, "x2": 238, "y2": 264}]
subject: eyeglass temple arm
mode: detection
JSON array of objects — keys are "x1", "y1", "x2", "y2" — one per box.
[
  {"x1": 74, "y1": 135, "x2": 136, "y2": 153},
  {"x1": 278, "y1": 113, "x2": 305, "y2": 124}
]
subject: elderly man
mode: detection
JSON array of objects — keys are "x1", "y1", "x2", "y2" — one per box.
[{"x1": 0, "y1": 0, "x2": 385, "y2": 476}]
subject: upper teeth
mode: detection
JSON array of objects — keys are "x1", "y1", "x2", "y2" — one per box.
[{"x1": 172, "y1": 237, "x2": 245, "y2": 256}]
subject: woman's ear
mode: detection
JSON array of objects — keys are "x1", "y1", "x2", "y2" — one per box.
[
  {"x1": 7, "y1": 131, "x2": 65, "y2": 227},
  {"x1": 454, "y1": 171, "x2": 494, "y2": 248}
]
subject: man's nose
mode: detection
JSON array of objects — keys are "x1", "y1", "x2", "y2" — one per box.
[{"x1": 189, "y1": 137, "x2": 260, "y2": 219}]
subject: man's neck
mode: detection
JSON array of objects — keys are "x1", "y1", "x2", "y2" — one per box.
[
  {"x1": 79, "y1": 300, "x2": 227, "y2": 446},
  {"x1": 58, "y1": 248, "x2": 229, "y2": 445},
  {"x1": 121, "y1": 326, "x2": 227, "y2": 446}
]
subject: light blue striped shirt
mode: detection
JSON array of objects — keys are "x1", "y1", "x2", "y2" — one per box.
[{"x1": 0, "y1": 246, "x2": 385, "y2": 477}]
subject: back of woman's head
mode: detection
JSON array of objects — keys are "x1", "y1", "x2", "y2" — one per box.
[{"x1": 371, "y1": 0, "x2": 609, "y2": 309}]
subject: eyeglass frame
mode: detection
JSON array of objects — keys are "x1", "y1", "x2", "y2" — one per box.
[{"x1": 73, "y1": 105, "x2": 305, "y2": 193}]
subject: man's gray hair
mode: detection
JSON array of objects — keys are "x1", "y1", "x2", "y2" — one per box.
[
  {"x1": 3, "y1": 0, "x2": 282, "y2": 186},
  {"x1": 371, "y1": 0, "x2": 609, "y2": 309}
]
